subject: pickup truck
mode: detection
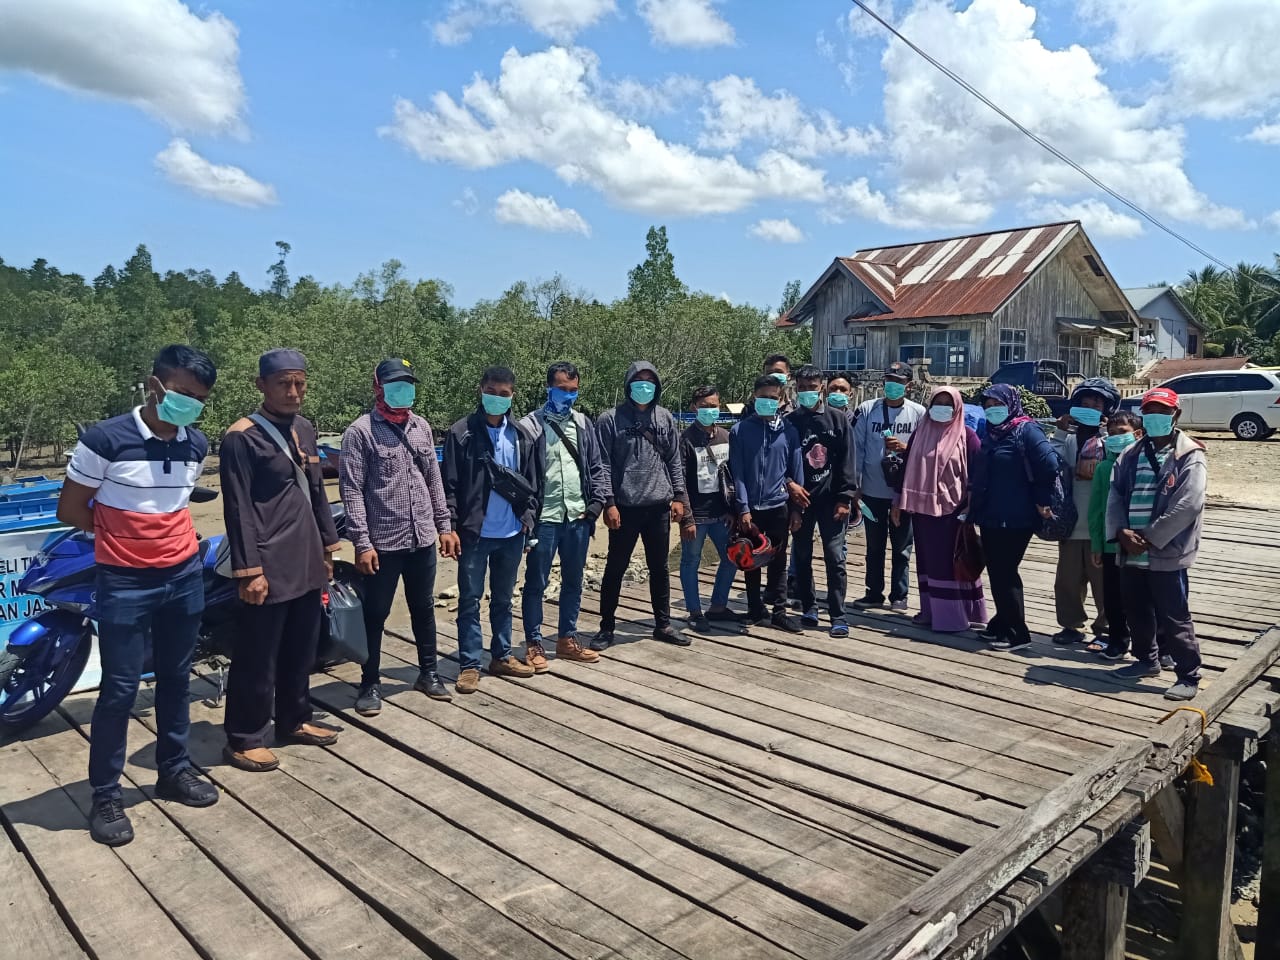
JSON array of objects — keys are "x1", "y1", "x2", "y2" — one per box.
[{"x1": 989, "y1": 359, "x2": 1073, "y2": 418}]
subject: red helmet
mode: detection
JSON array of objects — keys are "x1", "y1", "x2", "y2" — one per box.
[{"x1": 728, "y1": 529, "x2": 775, "y2": 571}]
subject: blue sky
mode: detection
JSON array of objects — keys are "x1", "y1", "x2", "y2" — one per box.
[{"x1": 1, "y1": 0, "x2": 1278, "y2": 311}]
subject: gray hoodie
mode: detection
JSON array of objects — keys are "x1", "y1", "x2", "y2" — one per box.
[
  {"x1": 595, "y1": 361, "x2": 687, "y2": 509},
  {"x1": 1105, "y1": 430, "x2": 1207, "y2": 571}
]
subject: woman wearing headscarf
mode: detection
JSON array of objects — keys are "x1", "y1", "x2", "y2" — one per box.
[
  {"x1": 969, "y1": 384, "x2": 1059, "y2": 651},
  {"x1": 890, "y1": 386, "x2": 986, "y2": 632},
  {"x1": 1048, "y1": 377, "x2": 1121, "y2": 647}
]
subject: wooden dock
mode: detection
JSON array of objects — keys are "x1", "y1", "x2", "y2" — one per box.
[{"x1": 3, "y1": 502, "x2": 1279, "y2": 960}]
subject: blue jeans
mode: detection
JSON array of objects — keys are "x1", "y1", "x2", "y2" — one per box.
[
  {"x1": 89, "y1": 561, "x2": 204, "y2": 801},
  {"x1": 457, "y1": 534, "x2": 524, "y2": 670},
  {"x1": 862, "y1": 495, "x2": 913, "y2": 603},
  {"x1": 679, "y1": 520, "x2": 736, "y2": 615},
  {"x1": 523, "y1": 519, "x2": 592, "y2": 644}
]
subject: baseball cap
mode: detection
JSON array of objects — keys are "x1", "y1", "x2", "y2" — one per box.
[
  {"x1": 376, "y1": 358, "x2": 418, "y2": 384},
  {"x1": 1141, "y1": 386, "x2": 1180, "y2": 410},
  {"x1": 885, "y1": 361, "x2": 912, "y2": 380}
]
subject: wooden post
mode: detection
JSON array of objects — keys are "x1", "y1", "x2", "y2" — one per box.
[
  {"x1": 1060, "y1": 874, "x2": 1127, "y2": 960},
  {"x1": 1143, "y1": 784, "x2": 1185, "y2": 877},
  {"x1": 1179, "y1": 746, "x2": 1241, "y2": 960},
  {"x1": 1257, "y1": 727, "x2": 1280, "y2": 960}
]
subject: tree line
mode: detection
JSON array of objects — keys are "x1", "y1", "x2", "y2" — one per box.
[
  {"x1": 0, "y1": 228, "x2": 807, "y2": 467},
  {"x1": 1176, "y1": 260, "x2": 1280, "y2": 361}
]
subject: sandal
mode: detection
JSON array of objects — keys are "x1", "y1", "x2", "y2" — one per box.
[
  {"x1": 1084, "y1": 640, "x2": 1108, "y2": 654},
  {"x1": 222, "y1": 745, "x2": 280, "y2": 772}
]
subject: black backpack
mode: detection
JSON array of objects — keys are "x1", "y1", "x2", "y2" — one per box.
[{"x1": 1016, "y1": 423, "x2": 1077, "y2": 541}]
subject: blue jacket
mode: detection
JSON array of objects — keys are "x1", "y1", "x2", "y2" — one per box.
[
  {"x1": 971, "y1": 421, "x2": 1058, "y2": 530},
  {"x1": 728, "y1": 415, "x2": 803, "y2": 514}
]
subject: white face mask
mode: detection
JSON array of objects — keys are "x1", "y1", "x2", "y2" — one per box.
[{"x1": 928, "y1": 404, "x2": 955, "y2": 423}]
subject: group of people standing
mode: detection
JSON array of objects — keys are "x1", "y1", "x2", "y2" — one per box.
[{"x1": 62, "y1": 343, "x2": 1208, "y2": 851}]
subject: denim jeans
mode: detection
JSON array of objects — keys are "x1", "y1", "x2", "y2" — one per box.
[
  {"x1": 89, "y1": 560, "x2": 204, "y2": 800},
  {"x1": 457, "y1": 534, "x2": 524, "y2": 670},
  {"x1": 679, "y1": 519, "x2": 736, "y2": 615},
  {"x1": 523, "y1": 519, "x2": 592, "y2": 644},
  {"x1": 793, "y1": 499, "x2": 850, "y2": 622},
  {"x1": 862, "y1": 495, "x2": 913, "y2": 603},
  {"x1": 360, "y1": 547, "x2": 438, "y2": 686}
]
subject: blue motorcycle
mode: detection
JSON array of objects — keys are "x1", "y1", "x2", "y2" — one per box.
[{"x1": 0, "y1": 488, "x2": 353, "y2": 734}]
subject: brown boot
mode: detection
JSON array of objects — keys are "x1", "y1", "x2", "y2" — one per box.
[
  {"x1": 557, "y1": 636, "x2": 600, "y2": 663},
  {"x1": 489, "y1": 656, "x2": 535, "y2": 679},
  {"x1": 456, "y1": 668, "x2": 481, "y2": 695},
  {"x1": 525, "y1": 644, "x2": 550, "y2": 674}
]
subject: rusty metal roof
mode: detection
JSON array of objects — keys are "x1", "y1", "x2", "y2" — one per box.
[
  {"x1": 839, "y1": 221, "x2": 1080, "y2": 322},
  {"x1": 1148, "y1": 356, "x2": 1253, "y2": 381}
]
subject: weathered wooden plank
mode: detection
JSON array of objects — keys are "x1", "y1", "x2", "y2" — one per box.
[
  {"x1": 0, "y1": 737, "x2": 201, "y2": 960},
  {"x1": 1060, "y1": 873, "x2": 1126, "y2": 960},
  {"x1": 1143, "y1": 784, "x2": 1186, "y2": 875},
  {"x1": 832, "y1": 737, "x2": 1150, "y2": 960},
  {"x1": 1258, "y1": 728, "x2": 1280, "y2": 960},
  {"x1": 0, "y1": 815, "x2": 87, "y2": 959},
  {"x1": 1179, "y1": 750, "x2": 1241, "y2": 960},
  {"x1": 36, "y1": 706, "x2": 308, "y2": 960}
]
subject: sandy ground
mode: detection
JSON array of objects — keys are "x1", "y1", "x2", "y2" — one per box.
[{"x1": 1191, "y1": 431, "x2": 1280, "y2": 509}]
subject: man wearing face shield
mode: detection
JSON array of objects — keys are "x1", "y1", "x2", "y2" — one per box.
[
  {"x1": 60, "y1": 345, "x2": 219, "y2": 846},
  {"x1": 340, "y1": 359, "x2": 460, "y2": 716}
]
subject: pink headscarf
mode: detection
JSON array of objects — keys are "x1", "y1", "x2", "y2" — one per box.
[{"x1": 897, "y1": 386, "x2": 969, "y2": 517}]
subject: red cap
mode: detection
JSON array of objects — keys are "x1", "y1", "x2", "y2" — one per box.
[{"x1": 1141, "y1": 386, "x2": 1180, "y2": 410}]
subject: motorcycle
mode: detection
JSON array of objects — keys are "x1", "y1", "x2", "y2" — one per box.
[{"x1": 0, "y1": 487, "x2": 357, "y2": 734}]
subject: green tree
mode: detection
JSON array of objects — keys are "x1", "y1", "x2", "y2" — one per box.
[
  {"x1": 626, "y1": 226, "x2": 686, "y2": 316},
  {"x1": 268, "y1": 240, "x2": 292, "y2": 298},
  {"x1": 779, "y1": 279, "x2": 803, "y2": 315}
]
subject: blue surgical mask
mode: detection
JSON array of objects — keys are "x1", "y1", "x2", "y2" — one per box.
[
  {"x1": 797, "y1": 390, "x2": 820, "y2": 409},
  {"x1": 884, "y1": 381, "x2": 907, "y2": 401},
  {"x1": 1142, "y1": 412, "x2": 1175, "y2": 438},
  {"x1": 769, "y1": 372, "x2": 789, "y2": 385},
  {"x1": 826, "y1": 392, "x2": 849, "y2": 409},
  {"x1": 928, "y1": 405, "x2": 955, "y2": 423},
  {"x1": 695, "y1": 407, "x2": 720, "y2": 427},
  {"x1": 481, "y1": 392, "x2": 512, "y2": 416},
  {"x1": 1071, "y1": 406, "x2": 1103, "y2": 427},
  {"x1": 545, "y1": 386, "x2": 577, "y2": 417},
  {"x1": 382, "y1": 380, "x2": 416, "y2": 409},
  {"x1": 754, "y1": 397, "x2": 780, "y2": 417},
  {"x1": 985, "y1": 405, "x2": 1010, "y2": 426},
  {"x1": 1104, "y1": 433, "x2": 1137, "y2": 456},
  {"x1": 156, "y1": 386, "x2": 205, "y2": 427},
  {"x1": 630, "y1": 380, "x2": 657, "y2": 405}
]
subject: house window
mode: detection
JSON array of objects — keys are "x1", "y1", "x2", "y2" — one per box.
[
  {"x1": 827, "y1": 332, "x2": 867, "y2": 371},
  {"x1": 1058, "y1": 334, "x2": 1096, "y2": 376},
  {"x1": 898, "y1": 329, "x2": 971, "y2": 376},
  {"x1": 1188, "y1": 333, "x2": 1199, "y2": 356},
  {"x1": 999, "y1": 328, "x2": 1027, "y2": 364}
]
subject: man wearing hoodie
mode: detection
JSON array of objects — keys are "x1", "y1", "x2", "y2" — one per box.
[
  {"x1": 520, "y1": 361, "x2": 607, "y2": 669},
  {"x1": 729, "y1": 375, "x2": 806, "y2": 633},
  {"x1": 1049, "y1": 377, "x2": 1119, "y2": 646},
  {"x1": 1106, "y1": 387, "x2": 1207, "y2": 701},
  {"x1": 590, "y1": 361, "x2": 690, "y2": 651}
]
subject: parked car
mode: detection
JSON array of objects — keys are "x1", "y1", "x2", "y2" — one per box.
[
  {"x1": 989, "y1": 359, "x2": 1074, "y2": 418},
  {"x1": 1118, "y1": 369, "x2": 1280, "y2": 440}
]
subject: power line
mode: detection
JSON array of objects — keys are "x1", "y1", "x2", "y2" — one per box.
[{"x1": 847, "y1": 0, "x2": 1261, "y2": 284}]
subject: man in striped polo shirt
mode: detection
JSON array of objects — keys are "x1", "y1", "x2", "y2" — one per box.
[
  {"x1": 60, "y1": 345, "x2": 219, "y2": 846},
  {"x1": 1106, "y1": 387, "x2": 1207, "y2": 701}
]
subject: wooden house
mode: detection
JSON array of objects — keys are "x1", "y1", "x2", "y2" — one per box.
[
  {"x1": 779, "y1": 220, "x2": 1137, "y2": 379},
  {"x1": 1124, "y1": 285, "x2": 1207, "y2": 366}
]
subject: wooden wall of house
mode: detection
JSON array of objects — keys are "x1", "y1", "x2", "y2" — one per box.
[
  {"x1": 993, "y1": 251, "x2": 1102, "y2": 362},
  {"x1": 808, "y1": 270, "x2": 881, "y2": 366}
]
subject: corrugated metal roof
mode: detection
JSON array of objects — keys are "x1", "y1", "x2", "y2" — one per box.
[
  {"x1": 1149, "y1": 356, "x2": 1252, "y2": 381},
  {"x1": 839, "y1": 221, "x2": 1079, "y2": 322}
]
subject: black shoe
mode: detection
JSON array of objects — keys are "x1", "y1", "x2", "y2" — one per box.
[
  {"x1": 156, "y1": 767, "x2": 219, "y2": 808},
  {"x1": 976, "y1": 623, "x2": 1003, "y2": 643},
  {"x1": 771, "y1": 611, "x2": 805, "y2": 634},
  {"x1": 705, "y1": 607, "x2": 745, "y2": 625},
  {"x1": 90, "y1": 795, "x2": 134, "y2": 846},
  {"x1": 589, "y1": 630, "x2": 615, "y2": 652},
  {"x1": 853, "y1": 595, "x2": 885, "y2": 610},
  {"x1": 1100, "y1": 644, "x2": 1129, "y2": 661},
  {"x1": 414, "y1": 671, "x2": 453, "y2": 701},
  {"x1": 747, "y1": 607, "x2": 769, "y2": 626},
  {"x1": 654, "y1": 624, "x2": 692, "y2": 646},
  {"x1": 354, "y1": 682, "x2": 382, "y2": 716},
  {"x1": 687, "y1": 613, "x2": 711, "y2": 632},
  {"x1": 1052, "y1": 629, "x2": 1086, "y2": 646},
  {"x1": 990, "y1": 636, "x2": 1032, "y2": 651}
]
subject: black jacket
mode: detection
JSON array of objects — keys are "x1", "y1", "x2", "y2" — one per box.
[
  {"x1": 442, "y1": 410, "x2": 544, "y2": 542},
  {"x1": 785, "y1": 404, "x2": 857, "y2": 504}
]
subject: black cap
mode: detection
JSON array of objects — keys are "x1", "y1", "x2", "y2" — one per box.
[
  {"x1": 259, "y1": 348, "x2": 307, "y2": 377},
  {"x1": 376, "y1": 358, "x2": 418, "y2": 384},
  {"x1": 885, "y1": 361, "x2": 912, "y2": 380}
]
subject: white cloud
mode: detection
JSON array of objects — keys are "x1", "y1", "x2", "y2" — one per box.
[
  {"x1": 454, "y1": 187, "x2": 480, "y2": 215},
  {"x1": 1267, "y1": 211, "x2": 1280, "y2": 231},
  {"x1": 748, "y1": 218, "x2": 805, "y2": 244},
  {"x1": 843, "y1": 0, "x2": 896, "y2": 39},
  {"x1": 1247, "y1": 122, "x2": 1280, "y2": 146},
  {"x1": 494, "y1": 189, "x2": 590, "y2": 235},
  {"x1": 638, "y1": 0, "x2": 734, "y2": 48},
  {"x1": 1026, "y1": 199, "x2": 1145, "y2": 239},
  {"x1": 868, "y1": 0, "x2": 1248, "y2": 230},
  {"x1": 0, "y1": 0, "x2": 245, "y2": 134},
  {"x1": 1083, "y1": 0, "x2": 1280, "y2": 121},
  {"x1": 432, "y1": 0, "x2": 615, "y2": 44},
  {"x1": 700, "y1": 75, "x2": 880, "y2": 157},
  {"x1": 154, "y1": 138, "x2": 277, "y2": 207},
  {"x1": 607, "y1": 74, "x2": 701, "y2": 119},
  {"x1": 381, "y1": 46, "x2": 826, "y2": 216}
]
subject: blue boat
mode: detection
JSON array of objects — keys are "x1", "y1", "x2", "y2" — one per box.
[{"x1": 0, "y1": 476, "x2": 62, "y2": 534}]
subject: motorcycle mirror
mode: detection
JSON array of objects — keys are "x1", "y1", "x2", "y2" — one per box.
[{"x1": 190, "y1": 485, "x2": 219, "y2": 504}]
